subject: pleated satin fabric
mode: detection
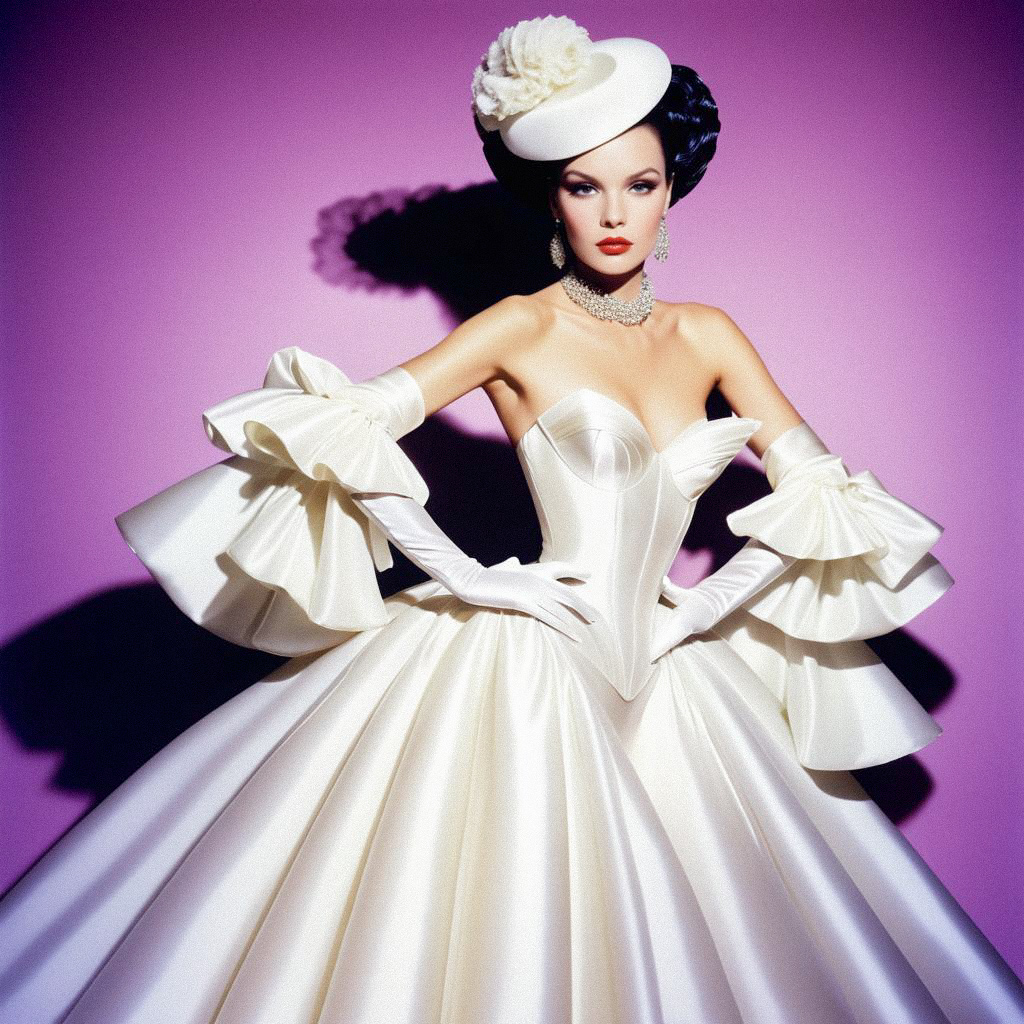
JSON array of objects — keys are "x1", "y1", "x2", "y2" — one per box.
[{"x1": 1, "y1": 347, "x2": 1021, "y2": 1024}]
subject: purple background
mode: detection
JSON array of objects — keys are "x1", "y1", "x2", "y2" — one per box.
[{"x1": 2, "y1": 0, "x2": 1022, "y2": 975}]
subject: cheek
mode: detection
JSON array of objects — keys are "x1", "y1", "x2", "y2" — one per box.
[{"x1": 563, "y1": 213, "x2": 587, "y2": 237}]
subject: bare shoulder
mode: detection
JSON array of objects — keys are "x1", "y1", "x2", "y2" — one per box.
[
  {"x1": 436, "y1": 293, "x2": 546, "y2": 358},
  {"x1": 673, "y1": 302, "x2": 803, "y2": 454},
  {"x1": 449, "y1": 291, "x2": 555, "y2": 374},
  {"x1": 492, "y1": 291, "x2": 556, "y2": 337},
  {"x1": 670, "y1": 302, "x2": 762, "y2": 379},
  {"x1": 400, "y1": 294, "x2": 548, "y2": 417},
  {"x1": 487, "y1": 287, "x2": 566, "y2": 374}
]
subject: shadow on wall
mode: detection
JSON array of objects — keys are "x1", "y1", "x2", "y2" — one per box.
[
  {"x1": 0, "y1": 181, "x2": 955, "y2": 895},
  {"x1": 310, "y1": 181, "x2": 562, "y2": 325}
]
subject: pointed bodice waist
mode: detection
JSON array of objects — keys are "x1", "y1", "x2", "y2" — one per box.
[{"x1": 514, "y1": 389, "x2": 761, "y2": 700}]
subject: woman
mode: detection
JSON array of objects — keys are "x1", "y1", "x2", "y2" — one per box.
[{"x1": 1, "y1": 14, "x2": 1021, "y2": 1024}]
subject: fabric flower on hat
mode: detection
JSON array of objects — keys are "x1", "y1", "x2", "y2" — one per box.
[{"x1": 471, "y1": 15, "x2": 593, "y2": 127}]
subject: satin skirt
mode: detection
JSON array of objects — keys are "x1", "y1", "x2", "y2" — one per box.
[{"x1": 1, "y1": 583, "x2": 1022, "y2": 1024}]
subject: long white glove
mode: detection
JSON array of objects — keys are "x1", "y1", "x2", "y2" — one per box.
[
  {"x1": 346, "y1": 364, "x2": 600, "y2": 642},
  {"x1": 652, "y1": 538, "x2": 796, "y2": 661},
  {"x1": 354, "y1": 493, "x2": 600, "y2": 641}
]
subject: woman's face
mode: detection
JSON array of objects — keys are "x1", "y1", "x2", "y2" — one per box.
[{"x1": 549, "y1": 122, "x2": 673, "y2": 276}]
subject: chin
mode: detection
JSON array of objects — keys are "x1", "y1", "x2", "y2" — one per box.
[{"x1": 575, "y1": 253, "x2": 647, "y2": 276}]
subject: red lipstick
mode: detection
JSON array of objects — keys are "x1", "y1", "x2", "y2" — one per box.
[{"x1": 597, "y1": 236, "x2": 632, "y2": 254}]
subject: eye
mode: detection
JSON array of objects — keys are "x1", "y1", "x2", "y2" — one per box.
[{"x1": 565, "y1": 181, "x2": 657, "y2": 196}]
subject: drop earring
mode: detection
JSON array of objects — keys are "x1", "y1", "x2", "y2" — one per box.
[
  {"x1": 654, "y1": 216, "x2": 670, "y2": 262},
  {"x1": 549, "y1": 219, "x2": 566, "y2": 269}
]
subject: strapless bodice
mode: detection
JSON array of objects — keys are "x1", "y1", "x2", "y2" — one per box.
[{"x1": 515, "y1": 388, "x2": 761, "y2": 700}]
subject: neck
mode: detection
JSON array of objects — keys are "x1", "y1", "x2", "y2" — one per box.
[{"x1": 569, "y1": 260, "x2": 647, "y2": 301}]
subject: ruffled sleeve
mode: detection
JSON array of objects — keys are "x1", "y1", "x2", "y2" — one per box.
[
  {"x1": 115, "y1": 345, "x2": 429, "y2": 657},
  {"x1": 724, "y1": 422, "x2": 953, "y2": 643},
  {"x1": 711, "y1": 421, "x2": 951, "y2": 770}
]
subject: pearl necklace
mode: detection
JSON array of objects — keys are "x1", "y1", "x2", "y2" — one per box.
[{"x1": 559, "y1": 267, "x2": 654, "y2": 325}]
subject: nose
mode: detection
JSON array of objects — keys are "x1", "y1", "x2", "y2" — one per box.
[{"x1": 600, "y1": 194, "x2": 626, "y2": 229}]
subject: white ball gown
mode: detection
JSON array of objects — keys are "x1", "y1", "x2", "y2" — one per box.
[{"x1": 1, "y1": 345, "x2": 1022, "y2": 1024}]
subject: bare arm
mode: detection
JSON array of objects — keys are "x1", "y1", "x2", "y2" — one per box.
[
  {"x1": 655, "y1": 307, "x2": 808, "y2": 650},
  {"x1": 395, "y1": 294, "x2": 540, "y2": 418},
  {"x1": 698, "y1": 307, "x2": 804, "y2": 458},
  {"x1": 345, "y1": 294, "x2": 599, "y2": 641}
]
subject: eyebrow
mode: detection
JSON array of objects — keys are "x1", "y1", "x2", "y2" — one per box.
[{"x1": 562, "y1": 167, "x2": 662, "y2": 183}]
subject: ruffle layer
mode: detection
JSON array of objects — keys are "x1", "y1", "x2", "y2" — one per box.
[
  {"x1": 115, "y1": 346, "x2": 429, "y2": 655},
  {"x1": 202, "y1": 345, "x2": 429, "y2": 551},
  {"x1": 713, "y1": 608, "x2": 943, "y2": 770},
  {"x1": 726, "y1": 451, "x2": 953, "y2": 642}
]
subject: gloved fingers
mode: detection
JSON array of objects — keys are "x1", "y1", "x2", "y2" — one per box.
[
  {"x1": 650, "y1": 637, "x2": 678, "y2": 662},
  {"x1": 520, "y1": 563, "x2": 599, "y2": 622},
  {"x1": 542, "y1": 595, "x2": 587, "y2": 633},
  {"x1": 533, "y1": 560, "x2": 593, "y2": 583},
  {"x1": 533, "y1": 599, "x2": 586, "y2": 642},
  {"x1": 650, "y1": 616, "x2": 692, "y2": 662},
  {"x1": 510, "y1": 581, "x2": 593, "y2": 638},
  {"x1": 552, "y1": 588, "x2": 600, "y2": 624},
  {"x1": 454, "y1": 563, "x2": 597, "y2": 637},
  {"x1": 650, "y1": 629, "x2": 671, "y2": 662},
  {"x1": 525, "y1": 575, "x2": 600, "y2": 623}
]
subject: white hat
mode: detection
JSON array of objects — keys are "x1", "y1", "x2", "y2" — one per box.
[{"x1": 472, "y1": 16, "x2": 673, "y2": 162}]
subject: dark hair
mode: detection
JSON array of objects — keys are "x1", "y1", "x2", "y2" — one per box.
[{"x1": 473, "y1": 64, "x2": 721, "y2": 218}]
